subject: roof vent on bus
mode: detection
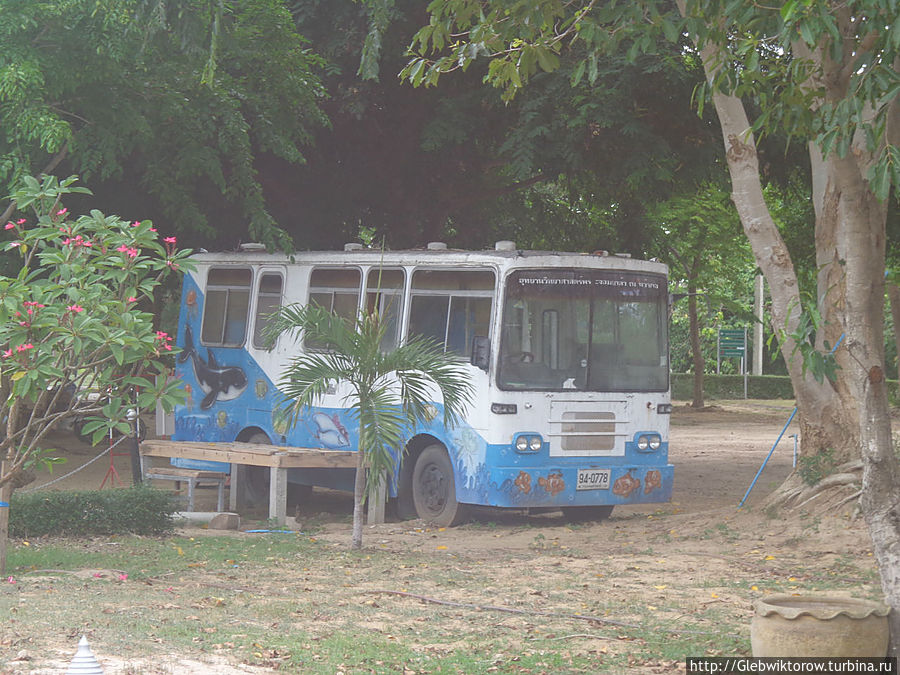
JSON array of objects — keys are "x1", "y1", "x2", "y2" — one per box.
[
  {"x1": 239, "y1": 242, "x2": 266, "y2": 252},
  {"x1": 344, "y1": 242, "x2": 364, "y2": 251},
  {"x1": 495, "y1": 240, "x2": 516, "y2": 251},
  {"x1": 426, "y1": 241, "x2": 448, "y2": 250},
  {"x1": 615, "y1": 252, "x2": 632, "y2": 258}
]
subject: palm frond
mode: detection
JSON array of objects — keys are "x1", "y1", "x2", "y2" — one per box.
[
  {"x1": 263, "y1": 303, "x2": 359, "y2": 354},
  {"x1": 356, "y1": 382, "x2": 408, "y2": 502},
  {"x1": 385, "y1": 335, "x2": 475, "y2": 427},
  {"x1": 275, "y1": 351, "x2": 352, "y2": 428}
]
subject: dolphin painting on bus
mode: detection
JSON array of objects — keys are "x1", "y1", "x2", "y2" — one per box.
[{"x1": 168, "y1": 241, "x2": 674, "y2": 525}]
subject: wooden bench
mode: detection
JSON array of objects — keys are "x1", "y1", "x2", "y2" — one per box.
[
  {"x1": 140, "y1": 463, "x2": 227, "y2": 512},
  {"x1": 139, "y1": 440, "x2": 382, "y2": 525}
]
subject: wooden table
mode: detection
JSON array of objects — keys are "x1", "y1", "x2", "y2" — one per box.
[{"x1": 140, "y1": 440, "x2": 366, "y2": 525}]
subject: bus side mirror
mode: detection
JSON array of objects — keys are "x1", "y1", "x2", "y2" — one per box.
[{"x1": 471, "y1": 336, "x2": 490, "y2": 371}]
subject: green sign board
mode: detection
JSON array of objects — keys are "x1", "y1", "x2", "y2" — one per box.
[{"x1": 719, "y1": 329, "x2": 746, "y2": 358}]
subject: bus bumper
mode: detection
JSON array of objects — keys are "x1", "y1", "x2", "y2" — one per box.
[{"x1": 458, "y1": 464, "x2": 674, "y2": 508}]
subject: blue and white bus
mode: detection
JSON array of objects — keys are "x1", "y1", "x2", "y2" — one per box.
[{"x1": 169, "y1": 241, "x2": 673, "y2": 525}]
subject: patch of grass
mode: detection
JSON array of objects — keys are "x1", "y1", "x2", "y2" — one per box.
[
  {"x1": 0, "y1": 530, "x2": 837, "y2": 673},
  {"x1": 699, "y1": 522, "x2": 741, "y2": 542},
  {"x1": 798, "y1": 447, "x2": 836, "y2": 486}
]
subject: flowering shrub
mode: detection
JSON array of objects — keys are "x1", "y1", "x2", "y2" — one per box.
[{"x1": 0, "y1": 175, "x2": 194, "y2": 489}]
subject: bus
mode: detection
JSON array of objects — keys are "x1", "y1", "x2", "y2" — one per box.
[{"x1": 168, "y1": 240, "x2": 673, "y2": 525}]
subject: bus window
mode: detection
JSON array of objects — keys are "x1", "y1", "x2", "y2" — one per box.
[
  {"x1": 499, "y1": 269, "x2": 667, "y2": 391},
  {"x1": 201, "y1": 267, "x2": 252, "y2": 347},
  {"x1": 307, "y1": 267, "x2": 361, "y2": 349},
  {"x1": 366, "y1": 268, "x2": 404, "y2": 351},
  {"x1": 252, "y1": 272, "x2": 284, "y2": 349},
  {"x1": 408, "y1": 269, "x2": 494, "y2": 356}
]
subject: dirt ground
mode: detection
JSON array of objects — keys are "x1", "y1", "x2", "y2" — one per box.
[{"x1": 9, "y1": 400, "x2": 880, "y2": 674}]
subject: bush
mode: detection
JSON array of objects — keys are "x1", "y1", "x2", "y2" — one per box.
[
  {"x1": 9, "y1": 487, "x2": 177, "y2": 538},
  {"x1": 672, "y1": 373, "x2": 900, "y2": 403},
  {"x1": 671, "y1": 373, "x2": 795, "y2": 400}
]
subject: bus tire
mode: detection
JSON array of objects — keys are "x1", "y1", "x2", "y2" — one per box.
[
  {"x1": 242, "y1": 432, "x2": 272, "y2": 508},
  {"x1": 561, "y1": 505, "x2": 614, "y2": 522},
  {"x1": 394, "y1": 450, "x2": 418, "y2": 520},
  {"x1": 411, "y1": 444, "x2": 469, "y2": 527}
]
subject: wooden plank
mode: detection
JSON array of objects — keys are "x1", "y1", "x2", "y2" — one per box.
[
  {"x1": 140, "y1": 440, "x2": 357, "y2": 469},
  {"x1": 141, "y1": 440, "x2": 280, "y2": 459},
  {"x1": 145, "y1": 467, "x2": 227, "y2": 480},
  {"x1": 273, "y1": 451, "x2": 358, "y2": 469},
  {"x1": 269, "y1": 467, "x2": 288, "y2": 525}
]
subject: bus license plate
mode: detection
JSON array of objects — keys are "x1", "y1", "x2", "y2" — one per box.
[{"x1": 576, "y1": 469, "x2": 611, "y2": 490}]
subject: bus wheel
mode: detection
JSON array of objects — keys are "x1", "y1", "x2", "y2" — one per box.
[
  {"x1": 561, "y1": 505, "x2": 614, "y2": 522},
  {"x1": 394, "y1": 451, "x2": 417, "y2": 520},
  {"x1": 412, "y1": 445, "x2": 469, "y2": 527},
  {"x1": 241, "y1": 432, "x2": 271, "y2": 508}
]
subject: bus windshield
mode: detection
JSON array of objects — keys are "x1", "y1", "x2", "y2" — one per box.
[{"x1": 498, "y1": 269, "x2": 668, "y2": 392}]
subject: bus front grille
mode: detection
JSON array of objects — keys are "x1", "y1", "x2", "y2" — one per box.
[{"x1": 547, "y1": 401, "x2": 627, "y2": 457}]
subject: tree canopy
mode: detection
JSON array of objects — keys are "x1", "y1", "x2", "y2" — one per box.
[
  {"x1": 0, "y1": 0, "x2": 327, "y2": 249},
  {"x1": 279, "y1": 0, "x2": 725, "y2": 251}
]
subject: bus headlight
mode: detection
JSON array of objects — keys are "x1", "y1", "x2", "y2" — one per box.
[
  {"x1": 514, "y1": 433, "x2": 543, "y2": 453},
  {"x1": 636, "y1": 433, "x2": 662, "y2": 452}
]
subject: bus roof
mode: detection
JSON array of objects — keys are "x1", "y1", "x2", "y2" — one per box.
[{"x1": 189, "y1": 242, "x2": 668, "y2": 275}]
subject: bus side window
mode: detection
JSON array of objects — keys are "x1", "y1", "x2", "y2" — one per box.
[
  {"x1": 365, "y1": 268, "x2": 405, "y2": 352},
  {"x1": 408, "y1": 269, "x2": 495, "y2": 357},
  {"x1": 252, "y1": 272, "x2": 284, "y2": 350},
  {"x1": 307, "y1": 267, "x2": 361, "y2": 350},
  {"x1": 201, "y1": 267, "x2": 252, "y2": 347}
]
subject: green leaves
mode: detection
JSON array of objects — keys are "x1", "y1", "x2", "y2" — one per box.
[
  {"x1": 784, "y1": 304, "x2": 839, "y2": 385},
  {"x1": 0, "y1": 174, "x2": 192, "y2": 484},
  {"x1": 1, "y1": 0, "x2": 328, "y2": 249}
]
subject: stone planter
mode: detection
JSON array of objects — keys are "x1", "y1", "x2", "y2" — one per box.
[{"x1": 751, "y1": 594, "x2": 890, "y2": 657}]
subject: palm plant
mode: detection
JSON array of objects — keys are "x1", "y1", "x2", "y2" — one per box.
[{"x1": 265, "y1": 303, "x2": 473, "y2": 549}]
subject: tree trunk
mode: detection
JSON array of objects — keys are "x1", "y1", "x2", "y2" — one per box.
[
  {"x1": 351, "y1": 452, "x2": 366, "y2": 550},
  {"x1": 707, "y1": 88, "x2": 853, "y2": 456},
  {"x1": 680, "y1": 2, "x2": 900, "y2": 652},
  {"x1": 688, "y1": 283, "x2": 705, "y2": 408},
  {"x1": 824, "y1": 144, "x2": 898, "y2": 653},
  {"x1": 0, "y1": 461, "x2": 11, "y2": 574},
  {"x1": 675, "y1": 1, "x2": 845, "y2": 469}
]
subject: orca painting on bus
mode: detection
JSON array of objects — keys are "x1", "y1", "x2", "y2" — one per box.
[{"x1": 169, "y1": 242, "x2": 674, "y2": 526}]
